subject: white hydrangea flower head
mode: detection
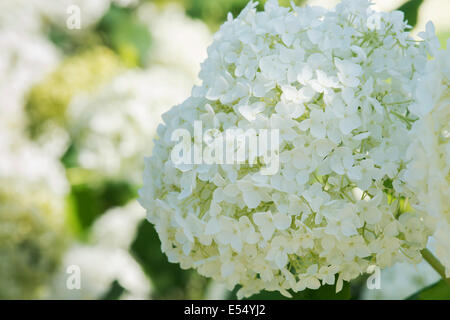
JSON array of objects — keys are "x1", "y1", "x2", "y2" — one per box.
[
  {"x1": 137, "y1": 3, "x2": 212, "y2": 79},
  {"x1": 404, "y1": 42, "x2": 450, "y2": 276},
  {"x1": 140, "y1": 0, "x2": 435, "y2": 298},
  {"x1": 68, "y1": 67, "x2": 194, "y2": 183}
]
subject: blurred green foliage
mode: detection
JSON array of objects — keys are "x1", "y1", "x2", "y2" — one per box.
[
  {"x1": 68, "y1": 179, "x2": 136, "y2": 235},
  {"x1": 97, "y1": 4, "x2": 152, "y2": 67},
  {"x1": 407, "y1": 280, "x2": 450, "y2": 300}
]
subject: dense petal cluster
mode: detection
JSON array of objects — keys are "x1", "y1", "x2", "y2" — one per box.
[
  {"x1": 140, "y1": 0, "x2": 435, "y2": 297},
  {"x1": 404, "y1": 43, "x2": 450, "y2": 276},
  {"x1": 68, "y1": 67, "x2": 194, "y2": 182}
]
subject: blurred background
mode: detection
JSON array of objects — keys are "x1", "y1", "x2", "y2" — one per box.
[{"x1": 0, "y1": 0, "x2": 449, "y2": 300}]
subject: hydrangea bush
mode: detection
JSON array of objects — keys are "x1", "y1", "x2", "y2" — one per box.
[{"x1": 140, "y1": 0, "x2": 438, "y2": 298}]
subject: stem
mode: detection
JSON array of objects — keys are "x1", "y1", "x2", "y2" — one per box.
[{"x1": 421, "y1": 248, "x2": 450, "y2": 286}]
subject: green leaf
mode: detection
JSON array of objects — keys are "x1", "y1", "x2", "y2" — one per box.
[
  {"x1": 407, "y1": 280, "x2": 450, "y2": 300},
  {"x1": 395, "y1": 0, "x2": 424, "y2": 28}
]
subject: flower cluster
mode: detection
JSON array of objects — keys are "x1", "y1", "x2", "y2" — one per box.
[
  {"x1": 67, "y1": 67, "x2": 194, "y2": 182},
  {"x1": 404, "y1": 42, "x2": 450, "y2": 276},
  {"x1": 140, "y1": 0, "x2": 436, "y2": 297}
]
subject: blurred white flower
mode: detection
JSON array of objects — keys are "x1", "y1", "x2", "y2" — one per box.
[
  {"x1": 43, "y1": 0, "x2": 111, "y2": 28},
  {"x1": 405, "y1": 43, "x2": 450, "y2": 276},
  {"x1": 362, "y1": 261, "x2": 440, "y2": 300},
  {"x1": 50, "y1": 245, "x2": 150, "y2": 300},
  {"x1": 91, "y1": 201, "x2": 144, "y2": 250},
  {"x1": 50, "y1": 200, "x2": 149, "y2": 300},
  {"x1": 0, "y1": 127, "x2": 69, "y2": 197},
  {"x1": 140, "y1": 0, "x2": 435, "y2": 298},
  {"x1": 0, "y1": 0, "x2": 47, "y2": 33},
  {"x1": 0, "y1": 126, "x2": 69, "y2": 299},
  {"x1": 0, "y1": 24, "x2": 60, "y2": 128},
  {"x1": 137, "y1": 3, "x2": 212, "y2": 79},
  {"x1": 41, "y1": 0, "x2": 136, "y2": 29},
  {"x1": 68, "y1": 67, "x2": 194, "y2": 183}
]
